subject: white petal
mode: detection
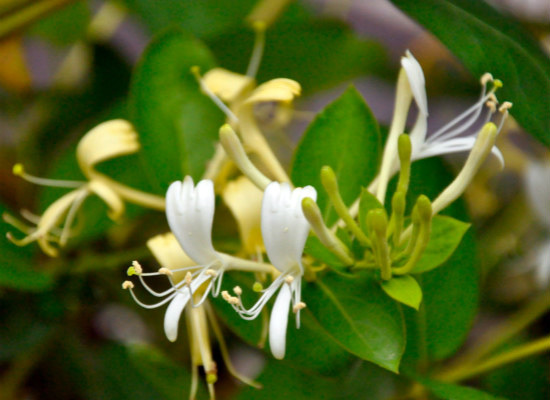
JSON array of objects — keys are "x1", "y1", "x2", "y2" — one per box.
[
  {"x1": 166, "y1": 177, "x2": 218, "y2": 264},
  {"x1": 401, "y1": 50, "x2": 428, "y2": 117},
  {"x1": 164, "y1": 291, "x2": 190, "y2": 342},
  {"x1": 417, "y1": 137, "x2": 504, "y2": 167},
  {"x1": 269, "y1": 283, "x2": 291, "y2": 359},
  {"x1": 525, "y1": 162, "x2": 550, "y2": 228},
  {"x1": 409, "y1": 111, "x2": 428, "y2": 159},
  {"x1": 261, "y1": 182, "x2": 317, "y2": 272}
]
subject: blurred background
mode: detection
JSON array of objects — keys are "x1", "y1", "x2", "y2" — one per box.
[{"x1": 0, "y1": 0, "x2": 548, "y2": 399}]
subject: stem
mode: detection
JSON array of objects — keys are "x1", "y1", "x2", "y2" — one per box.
[
  {"x1": 443, "y1": 336, "x2": 550, "y2": 382},
  {"x1": 223, "y1": 253, "x2": 276, "y2": 274}
]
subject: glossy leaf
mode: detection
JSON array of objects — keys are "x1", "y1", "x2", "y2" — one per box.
[
  {"x1": 391, "y1": 0, "x2": 550, "y2": 147},
  {"x1": 292, "y1": 86, "x2": 381, "y2": 225},
  {"x1": 305, "y1": 272, "x2": 405, "y2": 372},
  {"x1": 411, "y1": 215, "x2": 471, "y2": 274},
  {"x1": 130, "y1": 29, "x2": 224, "y2": 192},
  {"x1": 382, "y1": 275, "x2": 422, "y2": 310}
]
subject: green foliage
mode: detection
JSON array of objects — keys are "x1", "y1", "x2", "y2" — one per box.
[
  {"x1": 390, "y1": 0, "x2": 550, "y2": 147},
  {"x1": 304, "y1": 236, "x2": 346, "y2": 268},
  {"x1": 358, "y1": 188, "x2": 384, "y2": 233},
  {"x1": 28, "y1": 2, "x2": 91, "y2": 46},
  {"x1": 381, "y1": 275, "x2": 423, "y2": 310},
  {"x1": 130, "y1": 29, "x2": 225, "y2": 192},
  {"x1": 413, "y1": 374, "x2": 508, "y2": 400},
  {"x1": 292, "y1": 86, "x2": 381, "y2": 225},
  {"x1": 305, "y1": 272, "x2": 405, "y2": 372},
  {"x1": 411, "y1": 215, "x2": 471, "y2": 273}
]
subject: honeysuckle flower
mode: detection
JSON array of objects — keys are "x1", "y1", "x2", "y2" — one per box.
[
  {"x1": 525, "y1": 161, "x2": 550, "y2": 288},
  {"x1": 200, "y1": 67, "x2": 300, "y2": 183},
  {"x1": 5, "y1": 120, "x2": 164, "y2": 256},
  {"x1": 227, "y1": 181, "x2": 317, "y2": 359},
  {"x1": 376, "y1": 50, "x2": 509, "y2": 203}
]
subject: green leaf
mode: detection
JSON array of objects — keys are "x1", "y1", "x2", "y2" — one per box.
[
  {"x1": 358, "y1": 187, "x2": 384, "y2": 233},
  {"x1": 209, "y1": 19, "x2": 387, "y2": 94},
  {"x1": 304, "y1": 236, "x2": 345, "y2": 268},
  {"x1": 292, "y1": 86, "x2": 381, "y2": 225},
  {"x1": 28, "y1": 2, "x2": 91, "y2": 46},
  {"x1": 413, "y1": 374, "x2": 508, "y2": 400},
  {"x1": 305, "y1": 272, "x2": 405, "y2": 372},
  {"x1": 0, "y1": 204, "x2": 54, "y2": 291},
  {"x1": 411, "y1": 215, "x2": 471, "y2": 274},
  {"x1": 122, "y1": 0, "x2": 256, "y2": 38},
  {"x1": 390, "y1": 0, "x2": 550, "y2": 147},
  {"x1": 382, "y1": 275, "x2": 423, "y2": 310},
  {"x1": 397, "y1": 158, "x2": 478, "y2": 363},
  {"x1": 130, "y1": 29, "x2": 225, "y2": 193}
]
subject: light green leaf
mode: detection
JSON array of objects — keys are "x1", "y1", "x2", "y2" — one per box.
[
  {"x1": 305, "y1": 272, "x2": 405, "y2": 372},
  {"x1": 382, "y1": 275, "x2": 422, "y2": 310},
  {"x1": 358, "y1": 187, "x2": 384, "y2": 233},
  {"x1": 411, "y1": 215, "x2": 471, "y2": 274},
  {"x1": 390, "y1": 0, "x2": 550, "y2": 147},
  {"x1": 130, "y1": 29, "x2": 224, "y2": 192},
  {"x1": 292, "y1": 86, "x2": 381, "y2": 225},
  {"x1": 304, "y1": 236, "x2": 346, "y2": 268}
]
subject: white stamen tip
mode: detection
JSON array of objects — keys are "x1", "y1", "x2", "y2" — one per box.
[
  {"x1": 158, "y1": 267, "x2": 173, "y2": 276},
  {"x1": 222, "y1": 290, "x2": 231, "y2": 301},
  {"x1": 499, "y1": 101, "x2": 513, "y2": 112},
  {"x1": 485, "y1": 100, "x2": 497, "y2": 113},
  {"x1": 233, "y1": 286, "x2": 243, "y2": 296},
  {"x1": 205, "y1": 269, "x2": 218, "y2": 277},
  {"x1": 284, "y1": 276, "x2": 294, "y2": 284},
  {"x1": 122, "y1": 281, "x2": 134, "y2": 290},
  {"x1": 132, "y1": 261, "x2": 143, "y2": 274},
  {"x1": 185, "y1": 272, "x2": 193, "y2": 284}
]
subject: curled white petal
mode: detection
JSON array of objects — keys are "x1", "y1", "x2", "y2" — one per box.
[
  {"x1": 535, "y1": 241, "x2": 550, "y2": 289},
  {"x1": 401, "y1": 50, "x2": 428, "y2": 117},
  {"x1": 166, "y1": 176, "x2": 218, "y2": 264},
  {"x1": 269, "y1": 283, "x2": 292, "y2": 359},
  {"x1": 525, "y1": 162, "x2": 550, "y2": 228},
  {"x1": 261, "y1": 182, "x2": 317, "y2": 273},
  {"x1": 164, "y1": 292, "x2": 191, "y2": 342}
]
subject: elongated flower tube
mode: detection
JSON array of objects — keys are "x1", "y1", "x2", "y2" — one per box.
[
  {"x1": 227, "y1": 182, "x2": 316, "y2": 359},
  {"x1": 5, "y1": 120, "x2": 164, "y2": 256}
]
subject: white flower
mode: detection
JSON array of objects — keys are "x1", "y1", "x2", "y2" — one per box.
[
  {"x1": 123, "y1": 177, "x2": 225, "y2": 342},
  {"x1": 525, "y1": 161, "x2": 550, "y2": 288},
  {"x1": 228, "y1": 182, "x2": 317, "y2": 359},
  {"x1": 401, "y1": 50, "x2": 505, "y2": 164}
]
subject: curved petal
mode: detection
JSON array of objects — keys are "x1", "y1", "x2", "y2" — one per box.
[
  {"x1": 166, "y1": 177, "x2": 218, "y2": 264},
  {"x1": 525, "y1": 162, "x2": 550, "y2": 228},
  {"x1": 245, "y1": 78, "x2": 301, "y2": 105},
  {"x1": 417, "y1": 137, "x2": 504, "y2": 167},
  {"x1": 401, "y1": 50, "x2": 428, "y2": 117},
  {"x1": 261, "y1": 182, "x2": 317, "y2": 272},
  {"x1": 535, "y1": 241, "x2": 550, "y2": 289},
  {"x1": 269, "y1": 283, "x2": 291, "y2": 359},
  {"x1": 202, "y1": 68, "x2": 255, "y2": 103},
  {"x1": 164, "y1": 291, "x2": 191, "y2": 342}
]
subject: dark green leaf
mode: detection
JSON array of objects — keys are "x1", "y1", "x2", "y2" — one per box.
[
  {"x1": 28, "y1": 2, "x2": 91, "y2": 46},
  {"x1": 130, "y1": 29, "x2": 225, "y2": 192},
  {"x1": 304, "y1": 235, "x2": 346, "y2": 268},
  {"x1": 358, "y1": 187, "x2": 384, "y2": 233},
  {"x1": 411, "y1": 215, "x2": 471, "y2": 274},
  {"x1": 305, "y1": 272, "x2": 405, "y2": 372},
  {"x1": 292, "y1": 86, "x2": 381, "y2": 225},
  {"x1": 382, "y1": 275, "x2": 422, "y2": 310},
  {"x1": 414, "y1": 374, "x2": 508, "y2": 400},
  {"x1": 390, "y1": 0, "x2": 550, "y2": 147}
]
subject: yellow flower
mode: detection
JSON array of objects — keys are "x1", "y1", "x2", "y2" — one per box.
[{"x1": 5, "y1": 119, "x2": 164, "y2": 256}]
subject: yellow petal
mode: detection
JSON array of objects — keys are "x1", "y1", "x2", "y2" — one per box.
[
  {"x1": 147, "y1": 233, "x2": 196, "y2": 283},
  {"x1": 87, "y1": 179, "x2": 125, "y2": 220},
  {"x1": 203, "y1": 68, "x2": 255, "y2": 103},
  {"x1": 244, "y1": 78, "x2": 301, "y2": 105},
  {"x1": 76, "y1": 119, "x2": 140, "y2": 177},
  {"x1": 222, "y1": 176, "x2": 264, "y2": 254}
]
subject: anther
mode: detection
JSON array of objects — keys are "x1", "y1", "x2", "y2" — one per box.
[
  {"x1": 222, "y1": 290, "x2": 231, "y2": 301},
  {"x1": 205, "y1": 269, "x2": 218, "y2": 277},
  {"x1": 499, "y1": 101, "x2": 513, "y2": 113},
  {"x1": 485, "y1": 100, "x2": 497, "y2": 113},
  {"x1": 293, "y1": 302, "x2": 306, "y2": 313},
  {"x1": 132, "y1": 260, "x2": 143, "y2": 274},
  {"x1": 185, "y1": 272, "x2": 193, "y2": 285},
  {"x1": 284, "y1": 276, "x2": 294, "y2": 284},
  {"x1": 233, "y1": 286, "x2": 243, "y2": 296},
  {"x1": 480, "y1": 73, "x2": 493, "y2": 85},
  {"x1": 158, "y1": 267, "x2": 173, "y2": 276},
  {"x1": 122, "y1": 281, "x2": 134, "y2": 290}
]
